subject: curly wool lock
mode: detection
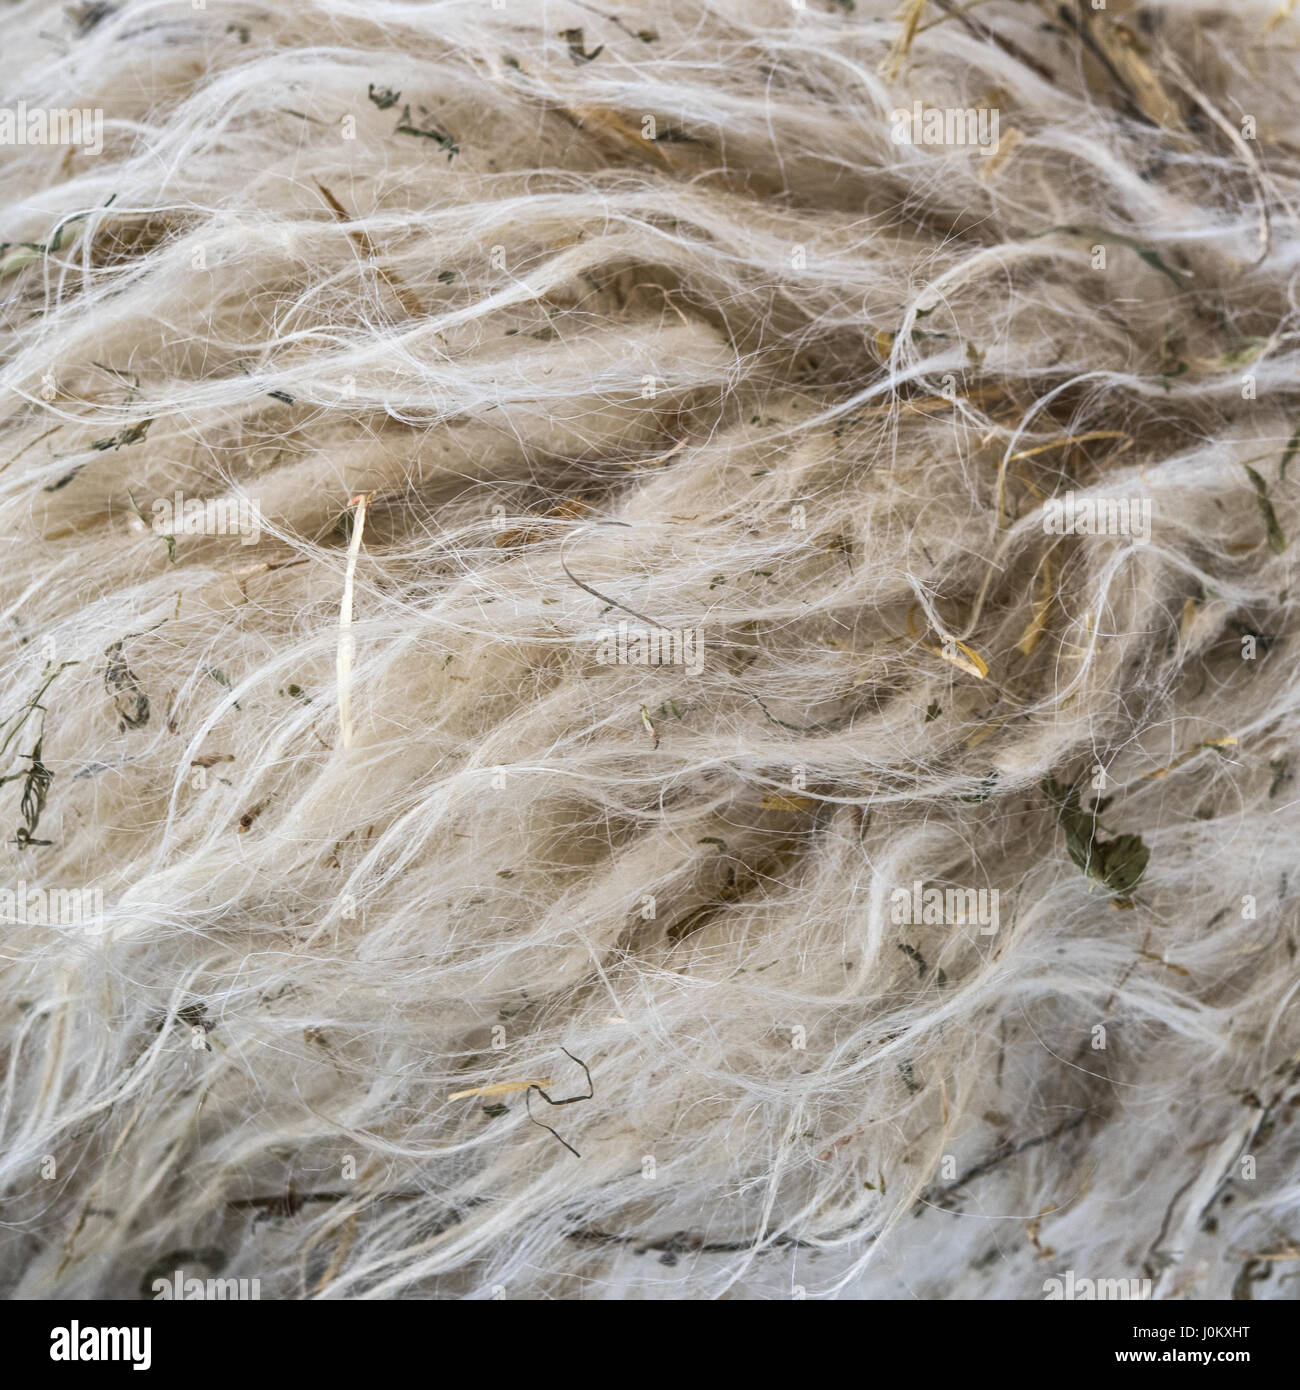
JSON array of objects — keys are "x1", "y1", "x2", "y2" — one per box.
[{"x1": 1, "y1": 0, "x2": 1299, "y2": 1300}]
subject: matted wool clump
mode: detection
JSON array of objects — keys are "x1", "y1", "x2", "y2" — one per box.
[{"x1": 0, "y1": 0, "x2": 1298, "y2": 1301}]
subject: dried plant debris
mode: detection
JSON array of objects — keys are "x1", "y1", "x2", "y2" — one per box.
[
  {"x1": 1032, "y1": 224, "x2": 1192, "y2": 291},
  {"x1": 1, "y1": 734, "x2": 55, "y2": 850},
  {"x1": 127, "y1": 491, "x2": 175, "y2": 562},
  {"x1": 560, "y1": 28, "x2": 604, "y2": 64},
  {"x1": 0, "y1": 205, "x2": 99, "y2": 279},
  {"x1": 1242, "y1": 465, "x2": 1288, "y2": 555},
  {"x1": 523, "y1": 1049, "x2": 595, "y2": 1158},
  {"x1": 92, "y1": 418, "x2": 153, "y2": 452},
  {"x1": 957, "y1": 772, "x2": 998, "y2": 804},
  {"x1": 1281, "y1": 425, "x2": 1300, "y2": 482},
  {"x1": 0, "y1": 662, "x2": 77, "y2": 849},
  {"x1": 104, "y1": 639, "x2": 149, "y2": 729},
  {"x1": 1232, "y1": 1258, "x2": 1272, "y2": 1301},
  {"x1": 190, "y1": 753, "x2": 234, "y2": 769},
  {"x1": 393, "y1": 104, "x2": 459, "y2": 159},
  {"x1": 1042, "y1": 778, "x2": 1150, "y2": 898},
  {"x1": 929, "y1": 1112, "x2": 1093, "y2": 1210}
]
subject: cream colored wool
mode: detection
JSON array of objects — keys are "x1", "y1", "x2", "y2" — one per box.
[{"x1": 1, "y1": 0, "x2": 1299, "y2": 1301}]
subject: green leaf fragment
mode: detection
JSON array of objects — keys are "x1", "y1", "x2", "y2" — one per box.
[
  {"x1": 92, "y1": 418, "x2": 154, "y2": 452},
  {"x1": 1217, "y1": 338, "x2": 1268, "y2": 368},
  {"x1": 1033, "y1": 224, "x2": 1192, "y2": 291},
  {"x1": 394, "y1": 104, "x2": 458, "y2": 159},
  {"x1": 561, "y1": 28, "x2": 604, "y2": 63},
  {"x1": 956, "y1": 772, "x2": 998, "y2": 804},
  {"x1": 1042, "y1": 777, "x2": 1150, "y2": 897},
  {"x1": 1281, "y1": 425, "x2": 1300, "y2": 481},
  {"x1": 1243, "y1": 465, "x2": 1287, "y2": 555}
]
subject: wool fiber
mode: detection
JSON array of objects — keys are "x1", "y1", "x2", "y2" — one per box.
[{"x1": 1, "y1": 0, "x2": 1299, "y2": 1301}]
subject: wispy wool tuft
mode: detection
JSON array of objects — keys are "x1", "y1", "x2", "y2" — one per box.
[{"x1": 1, "y1": 0, "x2": 1299, "y2": 1301}]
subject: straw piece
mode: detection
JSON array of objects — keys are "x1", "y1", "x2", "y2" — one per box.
[
  {"x1": 449, "y1": 1078, "x2": 552, "y2": 1101},
  {"x1": 337, "y1": 493, "x2": 369, "y2": 749}
]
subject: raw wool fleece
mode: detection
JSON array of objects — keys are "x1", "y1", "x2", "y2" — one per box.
[{"x1": 0, "y1": 0, "x2": 1298, "y2": 1304}]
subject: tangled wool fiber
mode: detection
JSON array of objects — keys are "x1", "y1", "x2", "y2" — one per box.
[{"x1": 1, "y1": 0, "x2": 1299, "y2": 1302}]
